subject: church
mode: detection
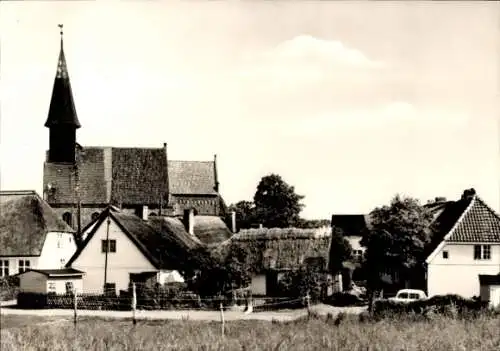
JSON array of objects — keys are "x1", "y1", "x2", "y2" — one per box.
[{"x1": 42, "y1": 26, "x2": 227, "y2": 234}]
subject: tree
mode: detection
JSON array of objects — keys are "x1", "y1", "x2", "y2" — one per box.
[
  {"x1": 253, "y1": 174, "x2": 305, "y2": 228},
  {"x1": 228, "y1": 200, "x2": 256, "y2": 230},
  {"x1": 361, "y1": 195, "x2": 433, "y2": 312},
  {"x1": 328, "y1": 229, "x2": 353, "y2": 275}
]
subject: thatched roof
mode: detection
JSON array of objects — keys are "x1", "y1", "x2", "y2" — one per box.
[
  {"x1": 194, "y1": 216, "x2": 233, "y2": 245},
  {"x1": 67, "y1": 206, "x2": 201, "y2": 269},
  {"x1": 0, "y1": 191, "x2": 74, "y2": 256},
  {"x1": 216, "y1": 227, "x2": 331, "y2": 273}
]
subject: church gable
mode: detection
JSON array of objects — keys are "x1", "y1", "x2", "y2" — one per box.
[{"x1": 168, "y1": 160, "x2": 217, "y2": 195}]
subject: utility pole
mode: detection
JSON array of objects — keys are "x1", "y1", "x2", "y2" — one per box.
[{"x1": 74, "y1": 143, "x2": 82, "y2": 244}]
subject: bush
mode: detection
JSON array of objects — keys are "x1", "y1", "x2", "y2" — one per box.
[
  {"x1": 324, "y1": 292, "x2": 365, "y2": 307},
  {"x1": 372, "y1": 294, "x2": 489, "y2": 319}
]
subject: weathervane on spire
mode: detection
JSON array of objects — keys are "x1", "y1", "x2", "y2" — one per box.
[{"x1": 58, "y1": 24, "x2": 64, "y2": 47}]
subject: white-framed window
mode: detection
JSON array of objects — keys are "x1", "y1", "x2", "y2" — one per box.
[
  {"x1": 474, "y1": 245, "x2": 491, "y2": 260},
  {"x1": 48, "y1": 282, "x2": 56, "y2": 293},
  {"x1": 101, "y1": 239, "x2": 116, "y2": 253},
  {"x1": 18, "y1": 260, "x2": 30, "y2": 273},
  {"x1": 0, "y1": 260, "x2": 9, "y2": 277}
]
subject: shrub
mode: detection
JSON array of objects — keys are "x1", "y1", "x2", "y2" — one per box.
[
  {"x1": 372, "y1": 294, "x2": 489, "y2": 319},
  {"x1": 324, "y1": 292, "x2": 365, "y2": 307}
]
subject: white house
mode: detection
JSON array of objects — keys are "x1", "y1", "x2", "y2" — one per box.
[
  {"x1": 0, "y1": 190, "x2": 77, "y2": 277},
  {"x1": 17, "y1": 268, "x2": 84, "y2": 294},
  {"x1": 331, "y1": 215, "x2": 369, "y2": 260},
  {"x1": 426, "y1": 189, "x2": 500, "y2": 298},
  {"x1": 66, "y1": 205, "x2": 203, "y2": 295}
]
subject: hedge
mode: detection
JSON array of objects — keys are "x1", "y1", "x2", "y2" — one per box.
[{"x1": 373, "y1": 294, "x2": 489, "y2": 319}]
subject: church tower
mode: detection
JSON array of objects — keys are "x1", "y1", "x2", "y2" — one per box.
[{"x1": 45, "y1": 24, "x2": 81, "y2": 164}]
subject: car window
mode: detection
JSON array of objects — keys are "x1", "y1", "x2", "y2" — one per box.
[
  {"x1": 398, "y1": 292, "x2": 409, "y2": 299},
  {"x1": 409, "y1": 293, "x2": 420, "y2": 299}
]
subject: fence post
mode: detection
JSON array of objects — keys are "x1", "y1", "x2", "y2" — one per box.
[
  {"x1": 219, "y1": 302, "x2": 225, "y2": 338},
  {"x1": 306, "y1": 293, "x2": 311, "y2": 313},
  {"x1": 73, "y1": 288, "x2": 78, "y2": 325},
  {"x1": 132, "y1": 283, "x2": 137, "y2": 325}
]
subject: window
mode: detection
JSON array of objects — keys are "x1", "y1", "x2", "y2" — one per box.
[
  {"x1": 65, "y1": 282, "x2": 74, "y2": 294},
  {"x1": 18, "y1": 260, "x2": 30, "y2": 273},
  {"x1": 101, "y1": 239, "x2": 117, "y2": 253},
  {"x1": 474, "y1": 245, "x2": 491, "y2": 260},
  {"x1": 60, "y1": 258, "x2": 66, "y2": 266},
  {"x1": 62, "y1": 212, "x2": 73, "y2": 226},
  {"x1": 48, "y1": 282, "x2": 56, "y2": 293},
  {"x1": 0, "y1": 260, "x2": 9, "y2": 277},
  {"x1": 442, "y1": 251, "x2": 449, "y2": 259},
  {"x1": 91, "y1": 212, "x2": 100, "y2": 221}
]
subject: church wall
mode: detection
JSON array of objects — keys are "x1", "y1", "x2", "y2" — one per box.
[{"x1": 171, "y1": 195, "x2": 221, "y2": 216}]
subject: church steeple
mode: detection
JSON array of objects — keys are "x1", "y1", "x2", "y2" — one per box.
[{"x1": 45, "y1": 24, "x2": 81, "y2": 164}]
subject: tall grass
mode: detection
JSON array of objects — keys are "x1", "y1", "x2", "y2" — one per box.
[{"x1": 1, "y1": 313, "x2": 499, "y2": 351}]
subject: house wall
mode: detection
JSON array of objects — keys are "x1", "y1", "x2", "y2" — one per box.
[
  {"x1": 250, "y1": 274, "x2": 266, "y2": 296},
  {"x1": 0, "y1": 256, "x2": 39, "y2": 277},
  {"x1": 37, "y1": 232, "x2": 77, "y2": 269},
  {"x1": 46, "y1": 277, "x2": 83, "y2": 294},
  {"x1": 19, "y1": 271, "x2": 47, "y2": 293},
  {"x1": 158, "y1": 270, "x2": 184, "y2": 285},
  {"x1": 70, "y1": 217, "x2": 156, "y2": 294},
  {"x1": 427, "y1": 243, "x2": 500, "y2": 298},
  {"x1": 171, "y1": 195, "x2": 220, "y2": 216},
  {"x1": 490, "y1": 286, "x2": 500, "y2": 308}
]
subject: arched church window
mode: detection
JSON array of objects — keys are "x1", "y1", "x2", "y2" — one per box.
[
  {"x1": 62, "y1": 212, "x2": 73, "y2": 226},
  {"x1": 91, "y1": 212, "x2": 100, "y2": 221}
]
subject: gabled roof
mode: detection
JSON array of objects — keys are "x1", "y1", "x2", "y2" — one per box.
[
  {"x1": 44, "y1": 147, "x2": 220, "y2": 205},
  {"x1": 331, "y1": 214, "x2": 370, "y2": 237},
  {"x1": 168, "y1": 160, "x2": 218, "y2": 195},
  {"x1": 66, "y1": 206, "x2": 201, "y2": 269},
  {"x1": 0, "y1": 191, "x2": 74, "y2": 256},
  {"x1": 193, "y1": 216, "x2": 233, "y2": 245},
  {"x1": 426, "y1": 190, "x2": 500, "y2": 263},
  {"x1": 44, "y1": 33, "x2": 80, "y2": 128}
]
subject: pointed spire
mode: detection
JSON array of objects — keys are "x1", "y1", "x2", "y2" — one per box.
[{"x1": 45, "y1": 24, "x2": 81, "y2": 128}]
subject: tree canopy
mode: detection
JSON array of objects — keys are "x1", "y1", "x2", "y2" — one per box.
[
  {"x1": 253, "y1": 174, "x2": 305, "y2": 228},
  {"x1": 361, "y1": 194, "x2": 433, "y2": 309}
]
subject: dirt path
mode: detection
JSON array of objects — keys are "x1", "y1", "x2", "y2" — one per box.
[{"x1": 1, "y1": 304, "x2": 366, "y2": 322}]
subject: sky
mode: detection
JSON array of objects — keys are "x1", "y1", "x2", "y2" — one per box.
[{"x1": 1, "y1": 1, "x2": 499, "y2": 219}]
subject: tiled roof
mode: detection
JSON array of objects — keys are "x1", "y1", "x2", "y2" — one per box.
[
  {"x1": 44, "y1": 147, "x2": 218, "y2": 206},
  {"x1": 168, "y1": 161, "x2": 217, "y2": 195},
  {"x1": 446, "y1": 196, "x2": 500, "y2": 242},
  {"x1": 44, "y1": 44, "x2": 81, "y2": 128},
  {"x1": 331, "y1": 214, "x2": 370, "y2": 237},
  {"x1": 110, "y1": 148, "x2": 168, "y2": 205},
  {"x1": 0, "y1": 191, "x2": 74, "y2": 256}
]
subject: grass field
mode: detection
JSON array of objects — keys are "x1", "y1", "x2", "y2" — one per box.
[{"x1": 1, "y1": 313, "x2": 499, "y2": 351}]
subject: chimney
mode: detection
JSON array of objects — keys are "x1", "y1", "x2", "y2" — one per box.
[
  {"x1": 142, "y1": 205, "x2": 149, "y2": 221},
  {"x1": 461, "y1": 188, "x2": 476, "y2": 201},
  {"x1": 231, "y1": 210, "x2": 237, "y2": 233},
  {"x1": 188, "y1": 208, "x2": 195, "y2": 235},
  {"x1": 259, "y1": 223, "x2": 263, "y2": 229}
]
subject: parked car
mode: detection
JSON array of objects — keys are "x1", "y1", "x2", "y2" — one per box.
[{"x1": 388, "y1": 289, "x2": 427, "y2": 303}]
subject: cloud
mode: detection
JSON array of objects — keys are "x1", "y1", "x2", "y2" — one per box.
[
  {"x1": 277, "y1": 101, "x2": 469, "y2": 137},
  {"x1": 238, "y1": 35, "x2": 384, "y2": 85}
]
